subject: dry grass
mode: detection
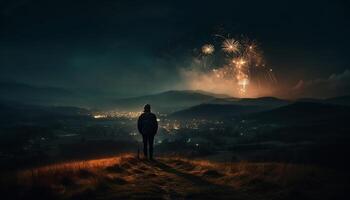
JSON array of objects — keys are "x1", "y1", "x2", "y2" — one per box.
[
  {"x1": 158, "y1": 157, "x2": 341, "y2": 192},
  {"x1": 17, "y1": 154, "x2": 133, "y2": 185},
  {"x1": 2, "y1": 154, "x2": 348, "y2": 200}
]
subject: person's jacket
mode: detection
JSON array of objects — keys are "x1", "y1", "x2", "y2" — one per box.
[{"x1": 137, "y1": 112, "x2": 158, "y2": 135}]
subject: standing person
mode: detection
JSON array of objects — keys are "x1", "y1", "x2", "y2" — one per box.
[{"x1": 137, "y1": 104, "x2": 158, "y2": 160}]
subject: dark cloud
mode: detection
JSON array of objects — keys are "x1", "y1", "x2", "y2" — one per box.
[{"x1": 290, "y1": 70, "x2": 350, "y2": 98}]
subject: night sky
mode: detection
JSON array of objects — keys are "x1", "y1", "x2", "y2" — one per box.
[{"x1": 1, "y1": 0, "x2": 349, "y2": 99}]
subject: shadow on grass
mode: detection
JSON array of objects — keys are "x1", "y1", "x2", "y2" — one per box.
[{"x1": 147, "y1": 160, "x2": 244, "y2": 199}]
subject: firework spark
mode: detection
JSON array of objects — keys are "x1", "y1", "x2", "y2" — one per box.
[
  {"x1": 202, "y1": 44, "x2": 215, "y2": 55},
  {"x1": 238, "y1": 78, "x2": 249, "y2": 93},
  {"x1": 231, "y1": 57, "x2": 249, "y2": 94},
  {"x1": 232, "y1": 58, "x2": 247, "y2": 68},
  {"x1": 222, "y1": 39, "x2": 239, "y2": 54}
]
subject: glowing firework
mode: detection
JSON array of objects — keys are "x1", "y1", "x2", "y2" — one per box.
[
  {"x1": 232, "y1": 58, "x2": 247, "y2": 67},
  {"x1": 222, "y1": 39, "x2": 239, "y2": 54},
  {"x1": 189, "y1": 34, "x2": 276, "y2": 97},
  {"x1": 230, "y1": 56, "x2": 252, "y2": 95},
  {"x1": 202, "y1": 44, "x2": 214, "y2": 55},
  {"x1": 238, "y1": 78, "x2": 249, "y2": 93}
]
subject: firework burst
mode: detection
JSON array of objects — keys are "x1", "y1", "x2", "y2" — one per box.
[
  {"x1": 222, "y1": 39, "x2": 239, "y2": 54},
  {"x1": 201, "y1": 44, "x2": 215, "y2": 55}
]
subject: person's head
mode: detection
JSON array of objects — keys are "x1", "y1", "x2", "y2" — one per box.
[{"x1": 144, "y1": 104, "x2": 151, "y2": 112}]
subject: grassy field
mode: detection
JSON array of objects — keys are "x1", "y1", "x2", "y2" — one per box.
[{"x1": 1, "y1": 153, "x2": 349, "y2": 200}]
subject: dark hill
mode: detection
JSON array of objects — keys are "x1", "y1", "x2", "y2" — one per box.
[
  {"x1": 249, "y1": 101, "x2": 350, "y2": 123},
  {"x1": 0, "y1": 81, "x2": 74, "y2": 105},
  {"x1": 0, "y1": 102, "x2": 91, "y2": 126},
  {"x1": 111, "y1": 90, "x2": 218, "y2": 113},
  {"x1": 325, "y1": 95, "x2": 350, "y2": 106},
  {"x1": 169, "y1": 104, "x2": 267, "y2": 119},
  {"x1": 209, "y1": 96, "x2": 289, "y2": 107}
]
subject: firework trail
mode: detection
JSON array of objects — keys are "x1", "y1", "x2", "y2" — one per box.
[{"x1": 199, "y1": 44, "x2": 215, "y2": 70}]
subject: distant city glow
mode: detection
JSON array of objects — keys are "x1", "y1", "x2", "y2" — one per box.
[
  {"x1": 93, "y1": 115, "x2": 107, "y2": 119},
  {"x1": 93, "y1": 111, "x2": 142, "y2": 119}
]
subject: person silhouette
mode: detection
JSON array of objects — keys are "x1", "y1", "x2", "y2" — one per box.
[{"x1": 137, "y1": 104, "x2": 158, "y2": 160}]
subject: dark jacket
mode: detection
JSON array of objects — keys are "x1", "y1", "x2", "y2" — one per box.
[{"x1": 137, "y1": 112, "x2": 158, "y2": 135}]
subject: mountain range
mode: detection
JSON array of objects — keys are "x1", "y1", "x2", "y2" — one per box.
[
  {"x1": 109, "y1": 90, "x2": 225, "y2": 113},
  {"x1": 1, "y1": 81, "x2": 349, "y2": 119}
]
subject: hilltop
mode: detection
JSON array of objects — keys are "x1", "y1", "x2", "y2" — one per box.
[{"x1": 2, "y1": 154, "x2": 348, "y2": 200}]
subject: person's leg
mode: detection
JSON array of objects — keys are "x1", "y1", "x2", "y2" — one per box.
[
  {"x1": 149, "y1": 134, "x2": 155, "y2": 160},
  {"x1": 142, "y1": 134, "x2": 148, "y2": 158}
]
